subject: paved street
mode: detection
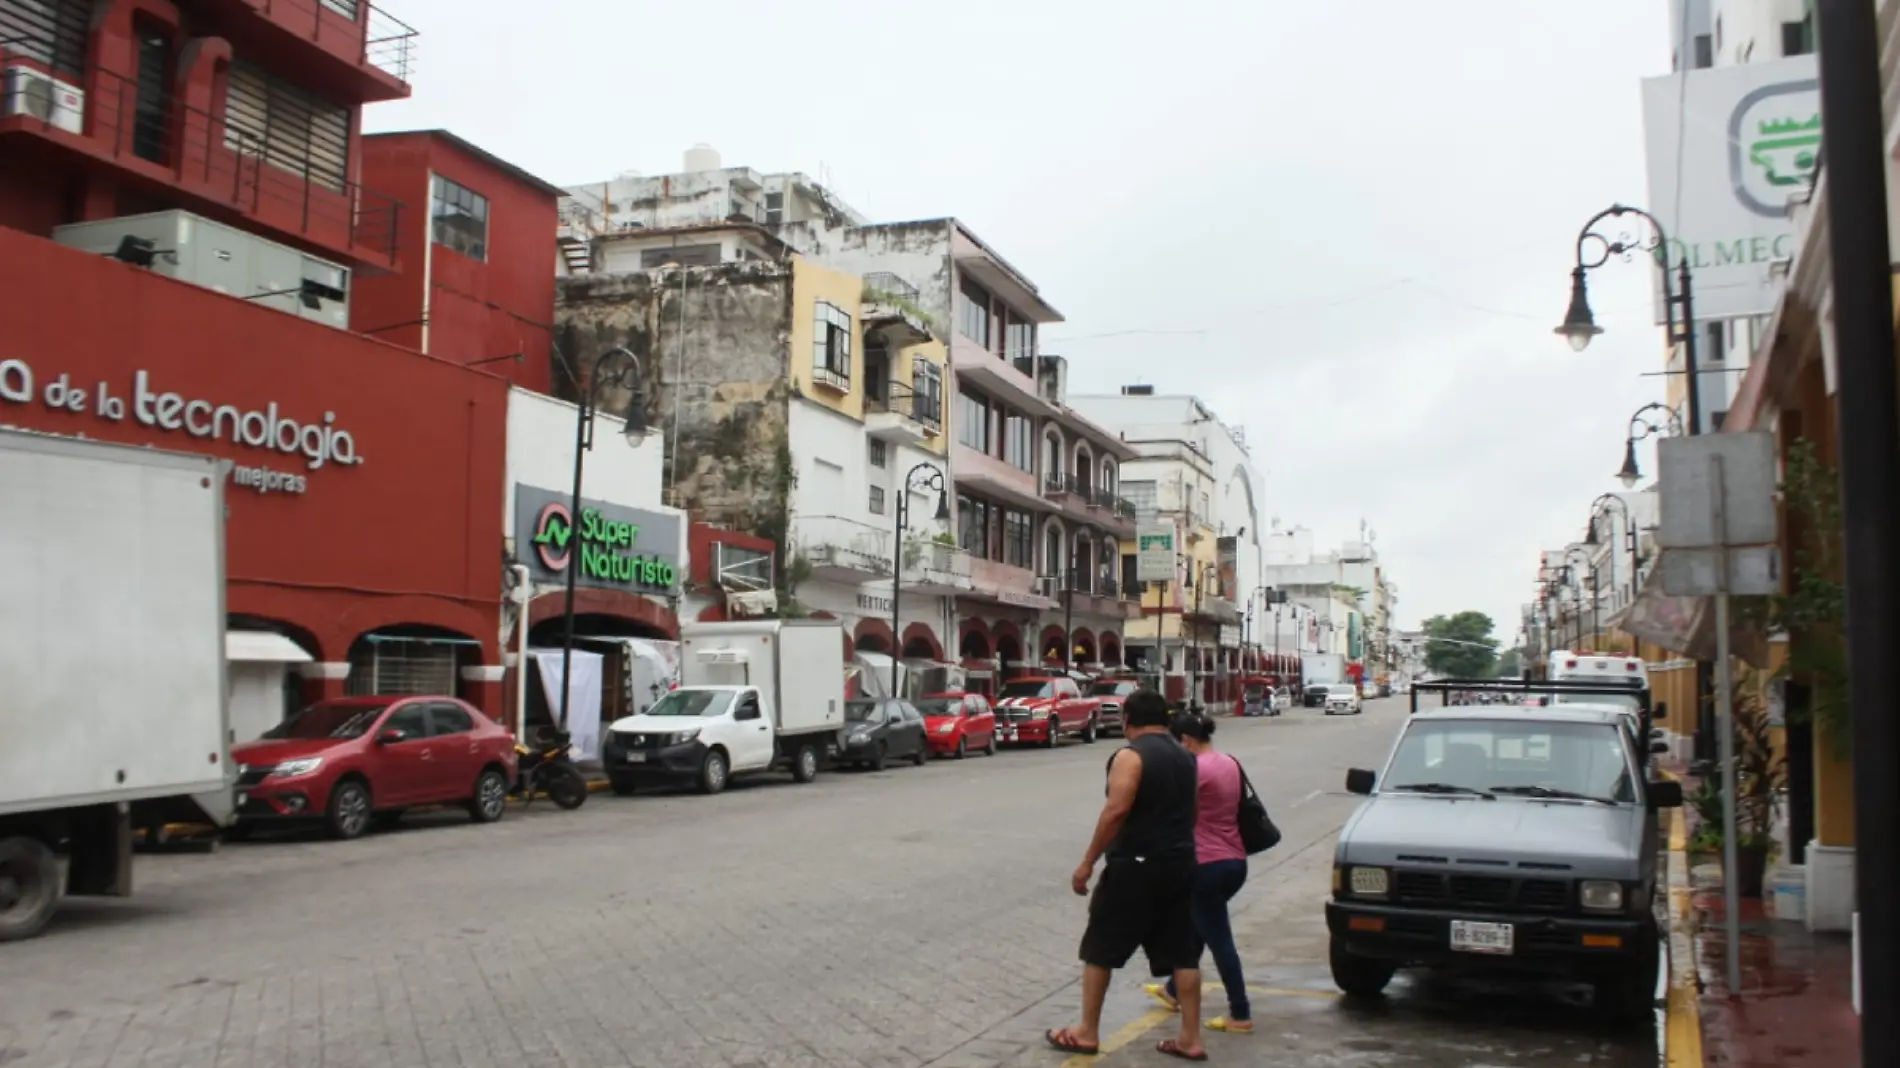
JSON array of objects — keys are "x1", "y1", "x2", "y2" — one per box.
[{"x1": 0, "y1": 697, "x2": 1653, "y2": 1068}]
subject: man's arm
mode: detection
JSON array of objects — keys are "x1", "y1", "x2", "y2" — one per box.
[{"x1": 1073, "y1": 748, "x2": 1143, "y2": 894}]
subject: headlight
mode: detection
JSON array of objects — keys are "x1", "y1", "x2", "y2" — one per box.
[
  {"x1": 270, "y1": 758, "x2": 323, "y2": 778},
  {"x1": 1348, "y1": 866, "x2": 1389, "y2": 897},
  {"x1": 665, "y1": 729, "x2": 700, "y2": 746},
  {"x1": 935, "y1": 723, "x2": 956, "y2": 734},
  {"x1": 1030, "y1": 709, "x2": 1051, "y2": 720},
  {"x1": 1580, "y1": 880, "x2": 1625, "y2": 911}
]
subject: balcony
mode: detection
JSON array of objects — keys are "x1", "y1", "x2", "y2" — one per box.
[
  {"x1": 954, "y1": 444, "x2": 1042, "y2": 511},
  {"x1": 198, "y1": 0, "x2": 417, "y2": 102},
  {"x1": 967, "y1": 555, "x2": 1052, "y2": 609},
  {"x1": 792, "y1": 516, "x2": 890, "y2": 582},
  {"x1": 0, "y1": 65, "x2": 401, "y2": 269},
  {"x1": 861, "y1": 272, "x2": 935, "y2": 345},
  {"x1": 1053, "y1": 571, "x2": 1143, "y2": 621},
  {"x1": 953, "y1": 334, "x2": 1054, "y2": 416},
  {"x1": 902, "y1": 539, "x2": 974, "y2": 596},
  {"x1": 866, "y1": 380, "x2": 940, "y2": 445}
]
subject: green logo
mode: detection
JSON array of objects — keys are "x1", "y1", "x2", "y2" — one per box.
[
  {"x1": 532, "y1": 502, "x2": 677, "y2": 589},
  {"x1": 1749, "y1": 115, "x2": 1821, "y2": 189}
]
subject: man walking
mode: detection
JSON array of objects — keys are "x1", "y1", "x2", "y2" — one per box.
[{"x1": 1046, "y1": 689, "x2": 1207, "y2": 1061}]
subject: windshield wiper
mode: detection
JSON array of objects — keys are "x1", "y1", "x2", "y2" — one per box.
[
  {"x1": 1390, "y1": 782, "x2": 1495, "y2": 799},
  {"x1": 1489, "y1": 785, "x2": 1616, "y2": 804}
]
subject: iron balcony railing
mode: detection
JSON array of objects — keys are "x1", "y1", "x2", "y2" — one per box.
[
  {"x1": 867, "y1": 380, "x2": 942, "y2": 432},
  {"x1": 861, "y1": 270, "x2": 920, "y2": 304}
]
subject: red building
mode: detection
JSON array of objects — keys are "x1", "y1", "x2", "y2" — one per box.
[{"x1": 0, "y1": 2, "x2": 542, "y2": 728}]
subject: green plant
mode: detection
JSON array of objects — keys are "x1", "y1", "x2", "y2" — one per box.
[
  {"x1": 861, "y1": 285, "x2": 941, "y2": 334},
  {"x1": 1687, "y1": 662, "x2": 1787, "y2": 858},
  {"x1": 933, "y1": 531, "x2": 956, "y2": 546},
  {"x1": 1775, "y1": 438, "x2": 1849, "y2": 753}
]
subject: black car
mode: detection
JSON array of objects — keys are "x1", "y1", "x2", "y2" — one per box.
[{"x1": 837, "y1": 699, "x2": 930, "y2": 771}]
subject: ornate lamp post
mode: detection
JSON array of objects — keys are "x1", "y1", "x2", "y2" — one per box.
[
  {"x1": 1616, "y1": 402, "x2": 1688, "y2": 488},
  {"x1": 889, "y1": 461, "x2": 950, "y2": 697}
]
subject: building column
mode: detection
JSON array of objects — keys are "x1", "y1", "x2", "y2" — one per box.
[
  {"x1": 1807, "y1": 721, "x2": 1857, "y2": 932},
  {"x1": 459, "y1": 665, "x2": 507, "y2": 722},
  {"x1": 295, "y1": 661, "x2": 350, "y2": 703}
]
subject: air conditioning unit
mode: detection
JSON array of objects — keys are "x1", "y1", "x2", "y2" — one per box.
[
  {"x1": 3, "y1": 63, "x2": 85, "y2": 135},
  {"x1": 1036, "y1": 575, "x2": 1061, "y2": 599}
]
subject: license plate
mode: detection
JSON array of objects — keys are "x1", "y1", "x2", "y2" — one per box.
[
  {"x1": 1449, "y1": 920, "x2": 1514, "y2": 955},
  {"x1": 623, "y1": 751, "x2": 648, "y2": 763}
]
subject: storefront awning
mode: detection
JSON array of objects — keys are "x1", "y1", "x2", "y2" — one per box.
[{"x1": 226, "y1": 631, "x2": 313, "y2": 664}]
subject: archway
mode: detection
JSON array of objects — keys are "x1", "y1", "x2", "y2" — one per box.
[
  {"x1": 854, "y1": 616, "x2": 894, "y2": 653},
  {"x1": 901, "y1": 623, "x2": 943, "y2": 660},
  {"x1": 527, "y1": 588, "x2": 679, "y2": 640},
  {"x1": 959, "y1": 628, "x2": 992, "y2": 660},
  {"x1": 1100, "y1": 632, "x2": 1122, "y2": 668},
  {"x1": 226, "y1": 614, "x2": 321, "y2": 743},
  {"x1": 344, "y1": 623, "x2": 480, "y2": 701},
  {"x1": 1039, "y1": 624, "x2": 1067, "y2": 665},
  {"x1": 1071, "y1": 627, "x2": 1097, "y2": 665},
  {"x1": 995, "y1": 631, "x2": 1025, "y2": 672}
]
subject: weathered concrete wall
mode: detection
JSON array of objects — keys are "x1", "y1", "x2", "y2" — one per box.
[
  {"x1": 556, "y1": 261, "x2": 796, "y2": 551},
  {"x1": 782, "y1": 219, "x2": 955, "y2": 330}
]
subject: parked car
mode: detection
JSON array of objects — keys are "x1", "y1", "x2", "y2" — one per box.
[
  {"x1": 1086, "y1": 678, "x2": 1141, "y2": 735},
  {"x1": 1323, "y1": 686, "x2": 1364, "y2": 716},
  {"x1": 837, "y1": 699, "x2": 930, "y2": 770},
  {"x1": 992, "y1": 675, "x2": 1099, "y2": 747},
  {"x1": 916, "y1": 693, "x2": 998, "y2": 759},
  {"x1": 231, "y1": 697, "x2": 518, "y2": 840}
]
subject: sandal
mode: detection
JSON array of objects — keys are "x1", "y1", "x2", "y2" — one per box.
[
  {"x1": 1045, "y1": 1028, "x2": 1099, "y2": 1055},
  {"x1": 1157, "y1": 1038, "x2": 1209, "y2": 1061},
  {"x1": 1208, "y1": 1017, "x2": 1253, "y2": 1034},
  {"x1": 1142, "y1": 983, "x2": 1181, "y2": 1012}
]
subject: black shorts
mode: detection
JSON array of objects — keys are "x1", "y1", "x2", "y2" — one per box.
[{"x1": 1078, "y1": 854, "x2": 1199, "y2": 976}]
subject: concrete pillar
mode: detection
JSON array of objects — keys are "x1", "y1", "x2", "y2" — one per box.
[
  {"x1": 295, "y1": 661, "x2": 349, "y2": 703},
  {"x1": 459, "y1": 665, "x2": 507, "y2": 723}
]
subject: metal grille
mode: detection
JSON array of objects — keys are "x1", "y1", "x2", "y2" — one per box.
[
  {"x1": 348, "y1": 639, "x2": 458, "y2": 697},
  {"x1": 0, "y1": 0, "x2": 89, "y2": 79},
  {"x1": 224, "y1": 60, "x2": 350, "y2": 194},
  {"x1": 1391, "y1": 869, "x2": 1573, "y2": 914}
]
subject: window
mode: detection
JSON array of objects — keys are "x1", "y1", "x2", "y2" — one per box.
[
  {"x1": 1122, "y1": 480, "x2": 1157, "y2": 515},
  {"x1": 1122, "y1": 553, "x2": 1138, "y2": 593},
  {"x1": 1005, "y1": 314, "x2": 1035, "y2": 361},
  {"x1": 1384, "y1": 719, "x2": 1634, "y2": 804},
  {"x1": 1003, "y1": 411, "x2": 1034, "y2": 471},
  {"x1": 384, "y1": 704, "x2": 429, "y2": 739},
  {"x1": 712, "y1": 541, "x2": 773, "y2": 589},
  {"x1": 869, "y1": 485, "x2": 886, "y2": 515},
  {"x1": 1693, "y1": 34, "x2": 1713, "y2": 68},
  {"x1": 427, "y1": 175, "x2": 489, "y2": 260},
  {"x1": 640, "y1": 244, "x2": 721, "y2": 268},
  {"x1": 1003, "y1": 509, "x2": 1033, "y2": 569},
  {"x1": 225, "y1": 61, "x2": 350, "y2": 194},
  {"x1": 428, "y1": 704, "x2": 474, "y2": 736},
  {"x1": 957, "y1": 391, "x2": 992, "y2": 452},
  {"x1": 1, "y1": 0, "x2": 94, "y2": 78},
  {"x1": 959, "y1": 496, "x2": 991, "y2": 558},
  {"x1": 1781, "y1": 17, "x2": 1813, "y2": 57},
  {"x1": 813, "y1": 301, "x2": 852, "y2": 391},
  {"x1": 320, "y1": 0, "x2": 360, "y2": 17},
  {"x1": 764, "y1": 191, "x2": 784, "y2": 225},
  {"x1": 957, "y1": 276, "x2": 993, "y2": 346},
  {"x1": 1043, "y1": 525, "x2": 1063, "y2": 577},
  {"x1": 912, "y1": 358, "x2": 944, "y2": 429},
  {"x1": 868, "y1": 439, "x2": 888, "y2": 468}
]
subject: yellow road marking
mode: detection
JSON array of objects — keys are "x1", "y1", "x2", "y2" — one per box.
[{"x1": 1059, "y1": 1007, "x2": 1175, "y2": 1068}]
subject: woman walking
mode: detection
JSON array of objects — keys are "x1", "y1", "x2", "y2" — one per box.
[{"x1": 1145, "y1": 713, "x2": 1253, "y2": 1034}]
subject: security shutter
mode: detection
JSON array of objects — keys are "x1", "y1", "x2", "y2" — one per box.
[
  {"x1": 0, "y1": 0, "x2": 89, "y2": 80},
  {"x1": 347, "y1": 638, "x2": 459, "y2": 697},
  {"x1": 224, "y1": 60, "x2": 350, "y2": 194}
]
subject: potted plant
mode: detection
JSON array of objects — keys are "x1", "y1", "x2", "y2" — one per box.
[{"x1": 1684, "y1": 662, "x2": 1786, "y2": 897}]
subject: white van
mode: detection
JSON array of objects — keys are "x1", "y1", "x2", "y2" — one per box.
[{"x1": 1544, "y1": 651, "x2": 1651, "y2": 743}]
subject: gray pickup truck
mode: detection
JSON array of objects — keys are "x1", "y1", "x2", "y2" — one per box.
[{"x1": 1325, "y1": 692, "x2": 1682, "y2": 1021}]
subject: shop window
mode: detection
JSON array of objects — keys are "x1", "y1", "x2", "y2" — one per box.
[
  {"x1": 225, "y1": 61, "x2": 350, "y2": 194},
  {"x1": 430, "y1": 175, "x2": 490, "y2": 261},
  {"x1": 813, "y1": 301, "x2": 852, "y2": 391}
]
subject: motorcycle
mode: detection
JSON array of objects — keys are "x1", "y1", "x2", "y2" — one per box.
[{"x1": 513, "y1": 727, "x2": 588, "y2": 810}]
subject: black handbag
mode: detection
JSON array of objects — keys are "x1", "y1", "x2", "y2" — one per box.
[{"x1": 1232, "y1": 757, "x2": 1281, "y2": 854}]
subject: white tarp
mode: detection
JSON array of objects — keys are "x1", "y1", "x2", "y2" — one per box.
[
  {"x1": 620, "y1": 638, "x2": 681, "y2": 715},
  {"x1": 531, "y1": 648, "x2": 604, "y2": 761}
]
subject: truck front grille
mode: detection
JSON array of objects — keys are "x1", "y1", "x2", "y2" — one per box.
[{"x1": 1392, "y1": 870, "x2": 1572, "y2": 914}]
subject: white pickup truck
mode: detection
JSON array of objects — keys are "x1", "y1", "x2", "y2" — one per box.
[
  {"x1": 600, "y1": 620, "x2": 845, "y2": 795},
  {"x1": 0, "y1": 431, "x2": 233, "y2": 940}
]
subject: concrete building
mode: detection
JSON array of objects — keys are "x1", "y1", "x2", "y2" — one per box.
[
  {"x1": 556, "y1": 149, "x2": 1143, "y2": 692},
  {"x1": 1260, "y1": 524, "x2": 1398, "y2": 688}
]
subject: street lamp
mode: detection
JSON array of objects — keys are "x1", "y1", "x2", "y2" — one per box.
[
  {"x1": 1557, "y1": 204, "x2": 1705, "y2": 437},
  {"x1": 558, "y1": 345, "x2": 650, "y2": 732},
  {"x1": 1617, "y1": 402, "x2": 1687, "y2": 488},
  {"x1": 1587, "y1": 493, "x2": 1636, "y2": 620},
  {"x1": 889, "y1": 461, "x2": 950, "y2": 697}
]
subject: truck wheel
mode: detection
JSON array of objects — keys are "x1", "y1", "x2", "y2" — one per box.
[
  {"x1": 790, "y1": 744, "x2": 820, "y2": 784},
  {"x1": 1082, "y1": 716, "x2": 1098, "y2": 744},
  {"x1": 1329, "y1": 937, "x2": 1396, "y2": 999},
  {"x1": 0, "y1": 837, "x2": 60, "y2": 942},
  {"x1": 1594, "y1": 943, "x2": 1659, "y2": 1024},
  {"x1": 1043, "y1": 724, "x2": 1058, "y2": 749},
  {"x1": 697, "y1": 749, "x2": 730, "y2": 795},
  {"x1": 867, "y1": 741, "x2": 887, "y2": 772},
  {"x1": 326, "y1": 779, "x2": 373, "y2": 840},
  {"x1": 609, "y1": 773, "x2": 639, "y2": 796}
]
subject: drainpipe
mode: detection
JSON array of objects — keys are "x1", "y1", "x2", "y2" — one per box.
[{"x1": 509, "y1": 563, "x2": 533, "y2": 745}]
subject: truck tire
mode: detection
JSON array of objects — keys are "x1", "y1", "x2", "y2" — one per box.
[
  {"x1": 1082, "y1": 716, "x2": 1098, "y2": 744},
  {"x1": 609, "y1": 773, "x2": 639, "y2": 796},
  {"x1": 1043, "y1": 723, "x2": 1058, "y2": 749},
  {"x1": 0, "y1": 837, "x2": 60, "y2": 942},
  {"x1": 326, "y1": 779, "x2": 373, "y2": 840},
  {"x1": 790, "y1": 743, "x2": 820, "y2": 783},
  {"x1": 1329, "y1": 937, "x2": 1396, "y2": 999},
  {"x1": 1594, "y1": 942, "x2": 1659, "y2": 1025},
  {"x1": 697, "y1": 749, "x2": 730, "y2": 795}
]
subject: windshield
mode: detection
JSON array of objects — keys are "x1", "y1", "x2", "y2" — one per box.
[
  {"x1": 1383, "y1": 718, "x2": 1636, "y2": 804},
  {"x1": 845, "y1": 700, "x2": 884, "y2": 723},
  {"x1": 914, "y1": 698, "x2": 961, "y2": 717},
  {"x1": 263, "y1": 702, "x2": 389, "y2": 740},
  {"x1": 1088, "y1": 681, "x2": 1137, "y2": 697},
  {"x1": 999, "y1": 681, "x2": 1054, "y2": 699},
  {"x1": 643, "y1": 689, "x2": 734, "y2": 718}
]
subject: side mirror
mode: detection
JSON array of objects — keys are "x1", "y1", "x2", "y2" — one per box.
[
  {"x1": 1345, "y1": 768, "x2": 1376, "y2": 795},
  {"x1": 376, "y1": 729, "x2": 406, "y2": 745},
  {"x1": 1650, "y1": 740, "x2": 1670, "y2": 754},
  {"x1": 1648, "y1": 780, "x2": 1684, "y2": 810}
]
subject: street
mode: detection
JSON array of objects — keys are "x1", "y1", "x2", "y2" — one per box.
[{"x1": 0, "y1": 697, "x2": 1653, "y2": 1068}]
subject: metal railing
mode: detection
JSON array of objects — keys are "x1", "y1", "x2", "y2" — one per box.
[
  {"x1": 12, "y1": 64, "x2": 404, "y2": 261},
  {"x1": 861, "y1": 271, "x2": 920, "y2": 304},
  {"x1": 363, "y1": 4, "x2": 418, "y2": 83},
  {"x1": 867, "y1": 380, "x2": 942, "y2": 431}
]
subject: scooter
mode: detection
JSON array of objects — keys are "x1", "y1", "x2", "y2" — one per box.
[{"x1": 512, "y1": 727, "x2": 588, "y2": 810}]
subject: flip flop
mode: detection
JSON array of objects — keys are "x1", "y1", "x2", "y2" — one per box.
[
  {"x1": 1207, "y1": 1017, "x2": 1253, "y2": 1034},
  {"x1": 1142, "y1": 983, "x2": 1181, "y2": 1012},
  {"x1": 1157, "y1": 1038, "x2": 1209, "y2": 1061},
  {"x1": 1045, "y1": 1028, "x2": 1100, "y2": 1055}
]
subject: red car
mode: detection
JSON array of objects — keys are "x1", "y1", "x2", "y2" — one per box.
[
  {"x1": 916, "y1": 692, "x2": 998, "y2": 759},
  {"x1": 992, "y1": 675, "x2": 1099, "y2": 747},
  {"x1": 1086, "y1": 678, "x2": 1142, "y2": 736},
  {"x1": 231, "y1": 696, "x2": 518, "y2": 840}
]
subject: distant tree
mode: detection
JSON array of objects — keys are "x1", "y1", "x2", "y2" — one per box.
[
  {"x1": 1421, "y1": 612, "x2": 1499, "y2": 678},
  {"x1": 1494, "y1": 647, "x2": 1525, "y2": 679}
]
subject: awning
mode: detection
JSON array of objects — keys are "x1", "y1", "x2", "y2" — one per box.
[
  {"x1": 226, "y1": 631, "x2": 313, "y2": 664},
  {"x1": 1607, "y1": 551, "x2": 1769, "y2": 666}
]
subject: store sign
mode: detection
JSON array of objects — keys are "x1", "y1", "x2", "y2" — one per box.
[
  {"x1": 1641, "y1": 56, "x2": 1820, "y2": 321},
  {"x1": 515, "y1": 483, "x2": 681, "y2": 594},
  {"x1": 857, "y1": 593, "x2": 894, "y2": 614},
  {"x1": 1135, "y1": 523, "x2": 1176, "y2": 583}
]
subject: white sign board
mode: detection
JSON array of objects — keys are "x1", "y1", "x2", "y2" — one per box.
[
  {"x1": 1658, "y1": 545, "x2": 1781, "y2": 598},
  {"x1": 1641, "y1": 55, "x2": 1820, "y2": 321},
  {"x1": 1135, "y1": 522, "x2": 1176, "y2": 584},
  {"x1": 1656, "y1": 433, "x2": 1779, "y2": 548}
]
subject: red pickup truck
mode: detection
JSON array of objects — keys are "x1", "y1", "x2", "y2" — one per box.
[{"x1": 992, "y1": 675, "x2": 1098, "y2": 747}]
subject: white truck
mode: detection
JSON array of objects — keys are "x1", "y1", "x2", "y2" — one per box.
[
  {"x1": 0, "y1": 431, "x2": 233, "y2": 941},
  {"x1": 1302, "y1": 653, "x2": 1348, "y2": 708},
  {"x1": 599, "y1": 620, "x2": 845, "y2": 795}
]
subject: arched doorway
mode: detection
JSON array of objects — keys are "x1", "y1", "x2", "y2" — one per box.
[
  {"x1": 1074, "y1": 444, "x2": 1094, "y2": 498},
  {"x1": 227, "y1": 614, "x2": 320, "y2": 742},
  {"x1": 901, "y1": 623, "x2": 943, "y2": 660},
  {"x1": 958, "y1": 622, "x2": 991, "y2": 661},
  {"x1": 1040, "y1": 624, "x2": 1066, "y2": 666},
  {"x1": 1100, "y1": 632, "x2": 1122, "y2": 669},
  {"x1": 1072, "y1": 532, "x2": 1094, "y2": 594},
  {"x1": 854, "y1": 617, "x2": 894, "y2": 653},
  {"x1": 1072, "y1": 627, "x2": 1097, "y2": 665},
  {"x1": 996, "y1": 631, "x2": 1025, "y2": 677}
]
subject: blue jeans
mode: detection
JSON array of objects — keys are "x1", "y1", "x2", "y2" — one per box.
[{"x1": 1165, "y1": 858, "x2": 1250, "y2": 1020}]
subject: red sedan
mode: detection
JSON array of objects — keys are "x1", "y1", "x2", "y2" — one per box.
[
  {"x1": 231, "y1": 696, "x2": 518, "y2": 840},
  {"x1": 916, "y1": 692, "x2": 998, "y2": 759}
]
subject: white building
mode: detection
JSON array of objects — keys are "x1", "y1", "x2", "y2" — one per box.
[{"x1": 1260, "y1": 523, "x2": 1398, "y2": 684}]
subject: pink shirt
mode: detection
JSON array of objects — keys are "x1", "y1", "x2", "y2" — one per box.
[{"x1": 1192, "y1": 751, "x2": 1247, "y2": 864}]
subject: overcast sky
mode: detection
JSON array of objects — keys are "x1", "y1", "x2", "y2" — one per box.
[{"x1": 369, "y1": 0, "x2": 1676, "y2": 640}]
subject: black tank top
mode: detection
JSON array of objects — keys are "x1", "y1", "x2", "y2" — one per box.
[{"x1": 1104, "y1": 733, "x2": 1198, "y2": 860}]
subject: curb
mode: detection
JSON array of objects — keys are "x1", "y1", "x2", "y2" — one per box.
[{"x1": 1661, "y1": 776, "x2": 1704, "y2": 1068}]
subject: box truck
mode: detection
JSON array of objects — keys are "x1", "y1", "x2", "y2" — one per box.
[
  {"x1": 0, "y1": 431, "x2": 232, "y2": 940},
  {"x1": 599, "y1": 620, "x2": 845, "y2": 795}
]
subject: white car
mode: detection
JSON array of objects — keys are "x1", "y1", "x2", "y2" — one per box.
[{"x1": 1321, "y1": 686, "x2": 1363, "y2": 716}]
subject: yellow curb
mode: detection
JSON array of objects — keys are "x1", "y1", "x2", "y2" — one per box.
[{"x1": 1659, "y1": 771, "x2": 1704, "y2": 1068}]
